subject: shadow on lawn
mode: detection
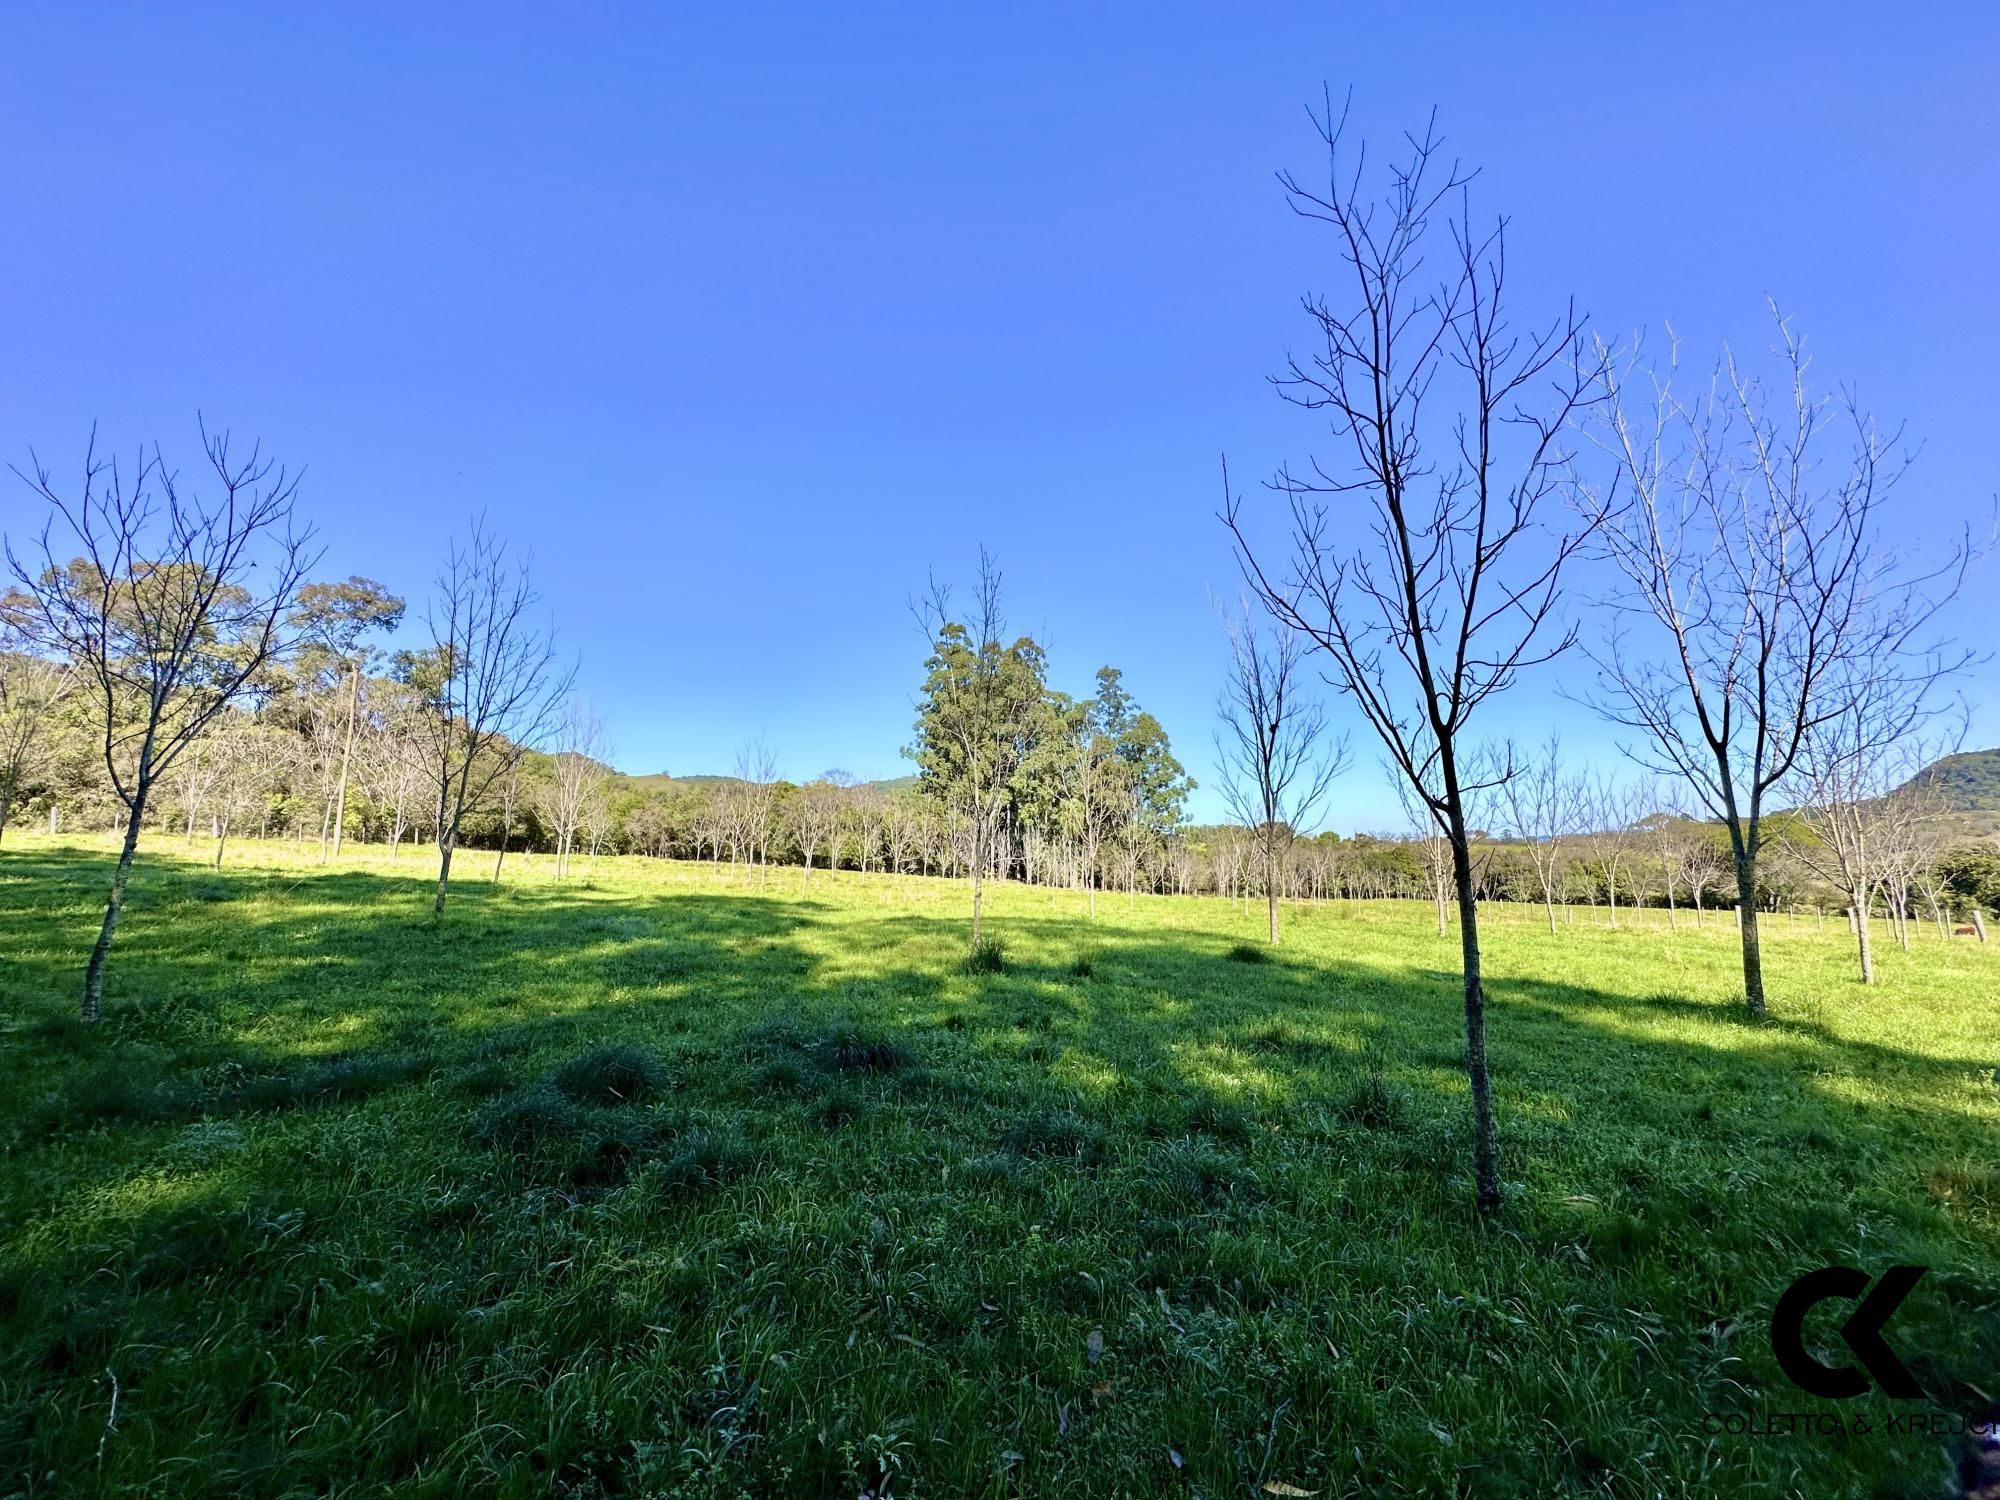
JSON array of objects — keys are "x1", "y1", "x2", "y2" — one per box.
[
  {"x1": 2, "y1": 852, "x2": 1988, "y2": 1220},
  {"x1": 4, "y1": 849, "x2": 1998, "y2": 1493}
]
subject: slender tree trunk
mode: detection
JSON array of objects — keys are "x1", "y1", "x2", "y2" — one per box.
[
  {"x1": 331, "y1": 665, "x2": 360, "y2": 860},
  {"x1": 434, "y1": 838, "x2": 456, "y2": 916},
  {"x1": 1449, "y1": 826, "x2": 1500, "y2": 1215},
  {"x1": 0, "y1": 785, "x2": 12, "y2": 844},
  {"x1": 1265, "y1": 844, "x2": 1279, "y2": 945},
  {"x1": 212, "y1": 827, "x2": 228, "y2": 869},
  {"x1": 969, "y1": 826, "x2": 986, "y2": 951},
  {"x1": 82, "y1": 792, "x2": 149, "y2": 1023},
  {"x1": 1732, "y1": 850, "x2": 1767, "y2": 1019},
  {"x1": 1849, "y1": 889, "x2": 1876, "y2": 983}
]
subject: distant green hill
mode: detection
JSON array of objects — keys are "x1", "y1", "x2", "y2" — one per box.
[{"x1": 1903, "y1": 748, "x2": 2000, "y2": 812}]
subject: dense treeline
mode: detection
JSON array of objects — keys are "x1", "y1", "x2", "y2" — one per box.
[{"x1": 7, "y1": 633, "x2": 1995, "y2": 933}]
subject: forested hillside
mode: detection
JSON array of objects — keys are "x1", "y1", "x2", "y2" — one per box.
[{"x1": 1904, "y1": 747, "x2": 2000, "y2": 811}]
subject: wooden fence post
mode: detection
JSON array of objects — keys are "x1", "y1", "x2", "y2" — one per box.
[{"x1": 1974, "y1": 910, "x2": 1990, "y2": 945}]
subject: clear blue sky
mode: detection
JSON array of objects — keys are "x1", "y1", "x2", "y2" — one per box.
[{"x1": 4, "y1": 3, "x2": 1994, "y2": 830}]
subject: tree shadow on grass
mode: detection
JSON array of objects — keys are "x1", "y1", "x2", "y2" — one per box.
[{"x1": 3, "y1": 851, "x2": 1997, "y2": 1497}]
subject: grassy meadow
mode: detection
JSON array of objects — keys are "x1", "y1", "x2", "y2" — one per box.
[{"x1": 2, "y1": 834, "x2": 1997, "y2": 1497}]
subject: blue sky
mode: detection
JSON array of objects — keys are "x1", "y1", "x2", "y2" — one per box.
[{"x1": 4, "y1": 3, "x2": 1994, "y2": 830}]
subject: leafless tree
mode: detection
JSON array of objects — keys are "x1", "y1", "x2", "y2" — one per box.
[
  {"x1": 1790, "y1": 653, "x2": 1966, "y2": 981},
  {"x1": 412, "y1": 517, "x2": 571, "y2": 916},
  {"x1": 205, "y1": 711, "x2": 281, "y2": 869},
  {"x1": 1584, "y1": 776, "x2": 1649, "y2": 928},
  {"x1": 542, "y1": 700, "x2": 609, "y2": 879},
  {"x1": 490, "y1": 762, "x2": 522, "y2": 883},
  {"x1": 1222, "y1": 103, "x2": 1601, "y2": 1214},
  {"x1": 1579, "y1": 311, "x2": 1975, "y2": 1017},
  {"x1": 732, "y1": 737, "x2": 779, "y2": 887},
  {"x1": 791, "y1": 775, "x2": 845, "y2": 891},
  {"x1": 1214, "y1": 596, "x2": 1348, "y2": 944},
  {"x1": 5, "y1": 422, "x2": 318, "y2": 1020},
  {"x1": 1496, "y1": 734, "x2": 1586, "y2": 933}
]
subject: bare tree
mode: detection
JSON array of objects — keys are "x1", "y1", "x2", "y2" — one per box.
[
  {"x1": 1496, "y1": 734, "x2": 1586, "y2": 933},
  {"x1": 541, "y1": 700, "x2": 609, "y2": 879},
  {"x1": 205, "y1": 711, "x2": 281, "y2": 869},
  {"x1": 6, "y1": 423, "x2": 318, "y2": 1020},
  {"x1": 732, "y1": 737, "x2": 779, "y2": 887},
  {"x1": 1223, "y1": 104, "x2": 1600, "y2": 1214},
  {"x1": 1790, "y1": 655, "x2": 1966, "y2": 981},
  {"x1": 791, "y1": 775, "x2": 845, "y2": 891},
  {"x1": 1580, "y1": 312, "x2": 1974, "y2": 1017},
  {"x1": 412, "y1": 518, "x2": 571, "y2": 917},
  {"x1": 1214, "y1": 597, "x2": 1348, "y2": 944},
  {"x1": 1584, "y1": 776, "x2": 1648, "y2": 928}
]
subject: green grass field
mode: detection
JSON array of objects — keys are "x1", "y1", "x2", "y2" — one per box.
[{"x1": 2, "y1": 836, "x2": 1996, "y2": 1497}]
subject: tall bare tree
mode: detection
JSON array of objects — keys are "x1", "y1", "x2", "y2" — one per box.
[
  {"x1": 1584, "y1": 776, "x2": 1648, "y2": 928},
  {"x1": 412, "y1": 518, "x2": 571, "y2": 917},
  {"x1": 1790, "y1": 656, "x2": 1967, "y2": 981},
  {"x1": 1214, "y1": 597, "x2": 1348, "y2": 944},
  {"x1": 791, "y1": 775, "x2": 845, "y2": 891},
  {"x1": 5, "y1": 422, "x2": 318, "y2": 1020},
  {"x1": 1223, "y1": 105, "x2": 1600, "y2": 1214},
  {"x1": 541, "y1": 700, "x2": 609, "y2": 879},
  {"x1": 1496, "y1": 734, "x2": 1586, "y2": 933},
  {"x1": 1580, "y1": 311, "x2": 1973, "y2": 1017}
]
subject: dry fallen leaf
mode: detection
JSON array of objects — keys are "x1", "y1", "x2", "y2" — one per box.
[
  {"x1": 1263, "y1": 1484, "x2": 1318, "y2": 1498},
  {"x1": 1168, "y1": 1448, "x2": 1184, "y2": 1469},
  {"x1": 1086, "y1": 1328, "x2": 1104, "y2": 1364}
]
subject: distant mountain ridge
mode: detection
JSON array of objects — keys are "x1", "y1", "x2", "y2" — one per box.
[{"x1": 1901, "y1": 748, "x2": 2000, "y2": 812}]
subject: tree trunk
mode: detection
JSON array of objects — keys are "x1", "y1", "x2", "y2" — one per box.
[
  {"x1": 331, "y1": 665, "x2": 360, "y2": 860},
  {"x1": 434, "y1": 837, "x2": 456, "y2": 916},
  {"x1": 1450, "y1": 829, "x2": 1501, "y2": 1216},
  {"x1": 1732, "y1": 851, "x2": 1768, "y2": 1020},
  {"x1": 969, "y1": 836, "x2": 986, "y2": 951},
  {"x1": 0, "y1": 784, "x2": 12, "y2": 844},
  {"x1": 1849, "y1": 888, "x2": 1875, "y2": 984},
  {"x1": 1265, "y1": 844, "x2": 1279, "y2": 945},
  {"x1": 82, "y1": 798, "x2": 147, "y2": 1023}
]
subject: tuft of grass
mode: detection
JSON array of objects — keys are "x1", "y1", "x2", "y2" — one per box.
[
  {"x1": 963, "y1": 938, "x2": 1007, "y2": 974},
  {"x1": 226, "y1": 1051, "x2": 431, "y2": 1113},
  {"x1": 812, "y1": 1085, "x2": 868, "y2": 1131},
  {"x1": 1223, "y1": 941, "x2": 1269, "y2": 964},
  {"x1": 639, "y1": 1127, "x2": 755, "y2": 1194},
  {"x1": 551, "y1": 1043, "x2": 667, "y2": 1105},
  {"x1": 751, "y1": 1056, "x2": 812, "y2": 1094},
  {"x1": 1926, "y1": 1160, "x2": 2000, "y2": 1223},
  {"x1": 1068, "y1": 951, "x2": 1096, "y2": 979},
  {"x1": 472, "y1": 1087, "x2": 588, "y2": 1150},
  {"x1": 1002, "y1": 1108, "x2": 1104, "y2": 1162},
  {"x1": 816, "y1": 1021, "x2": 912, "y2": 1074},
  {"x1": 1334, "y1": 1071, "x2": 1411, "y2": 1130}
]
